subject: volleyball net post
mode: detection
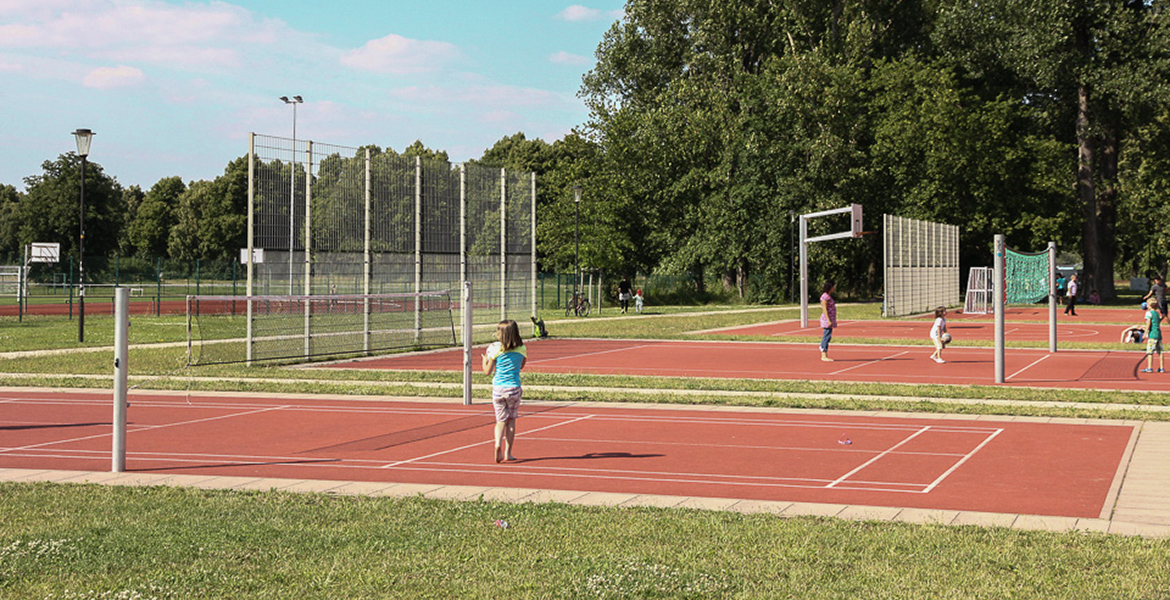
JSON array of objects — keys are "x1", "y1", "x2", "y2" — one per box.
[{"x1": 994, "y1": 237, "x2": 1057, "y2": 384}]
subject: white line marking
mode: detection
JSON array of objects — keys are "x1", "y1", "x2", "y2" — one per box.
[
  {"x1": 826, "y1": 426, "x2": 932, "y2": 488},
  {"x1": 1007, "y1": 354, "x2": 1051, "y2": 381},
  {"x1": 921, "y1": 428, "x2": 1003, "y2": 493},
  {"x1": 831, "y1": 351, "x2": 911, "y2": 375},
  {"x1": 380, "y1": 414, "x2": 594, "y2": 468},
  {"x1": 0, "y1": 406, "x2": 288, "y2": 454},
  {"x1": 529, "y1": 344, "x2": 655, "y2": 364}
]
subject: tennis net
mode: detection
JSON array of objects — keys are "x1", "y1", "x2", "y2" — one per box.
[{"x1": 187, "y1": 290, "x2": 456, "y2": 366}]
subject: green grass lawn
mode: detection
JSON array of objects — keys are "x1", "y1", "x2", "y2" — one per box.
[{"x1": 2, "y1": 484, "x2": 1168, "y2": 599}]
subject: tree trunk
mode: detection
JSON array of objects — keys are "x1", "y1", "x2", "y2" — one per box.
[{"x1": 1075, "y1": 82, "x2": 1118, "y2": 301}]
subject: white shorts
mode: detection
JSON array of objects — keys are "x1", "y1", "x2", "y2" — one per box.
[{"x1": 492, "y1": 386, "x2": 522, "y2": 422}]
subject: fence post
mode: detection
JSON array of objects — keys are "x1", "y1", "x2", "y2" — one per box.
[
  {"x1": 156, "y1": 257, "x2": 162, "y2": 317},
  {"x1": 69, "y1": 256, "x2": 74, "y2": 320}
]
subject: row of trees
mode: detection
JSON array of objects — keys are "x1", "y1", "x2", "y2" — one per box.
[{"x1": 3, "y1": 0, "x2": 1169, "y2": 302}]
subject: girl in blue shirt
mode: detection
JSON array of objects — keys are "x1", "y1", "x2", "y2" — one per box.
[{"x1": 483, "y1": 319, "x2": 527, "y2": 462}]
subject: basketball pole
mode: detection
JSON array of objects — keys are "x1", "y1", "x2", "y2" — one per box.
[
  {"x1": 112, "y1": 287, "x2": 129, "y2": 472},
  {"x1": 994, "y1": 235, "x2": 1005, "y2": 384}
]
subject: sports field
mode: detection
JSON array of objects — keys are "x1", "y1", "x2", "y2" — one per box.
[{"x1": 2, "y1": 301, "x2": 1170, "y2": 597}]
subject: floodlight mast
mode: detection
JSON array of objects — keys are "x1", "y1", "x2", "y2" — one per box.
[{"x1": 799, "y1": 204, "x2": 863, "y2": 329}]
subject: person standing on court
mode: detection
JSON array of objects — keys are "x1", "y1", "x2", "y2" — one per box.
[
  {"x1": 1064, "y1": 274, "x2": 1079, "y2": 316},
  {"x1": 819, "y1": 280, "x2": 837, "y2": 362},
  {"x1": 618, "y1": 276, "x2": 632, "y2": 314},
  {"x1": 1144, "y1": 275, "x2": 1167, "y2": 319},
  {"x1": 1144, "y1": 301, "x2": 1164, "y2": 373},
  {"x1": 482, "y1": 319, "x2": 527, "y2": 463},
  {"x1": 1056, "y1": 272, "x2": 1067, "y2": 305},
  {"x1": 929, "y1": 306, "x2": 949, "y2": 364}
]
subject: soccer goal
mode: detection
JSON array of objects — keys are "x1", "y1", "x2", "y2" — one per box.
[{"x1": 963, "y1": 267, "x2": 993, "y2": 315}]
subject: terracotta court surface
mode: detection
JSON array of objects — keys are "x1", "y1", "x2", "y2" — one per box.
[
  {"x1": 0, "y1": 389, "x2": 1135, "y2": 519},
  {"x1": 703, "y1": 318, "x2": 1134, "y2": 344},
  {"x1": 323, "y1": 338, "x2": 1170, "y2": 392},
  {"x1": 946, "y1": 306, "x2": 1145, "y2": 324}
]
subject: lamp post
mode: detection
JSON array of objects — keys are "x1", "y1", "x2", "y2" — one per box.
[
  {"x1": 72, "y1": 128, "x2": 95, "y2": 343},
  {"x1": 572, "y1": 185, "x2": 581, "y2": 294},
  {"x1": 280, "y1": 95, "x2": 303, "y2": 294}
]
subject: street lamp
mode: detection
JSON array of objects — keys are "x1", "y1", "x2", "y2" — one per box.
[
  {"x1": 72, "y1": 128, "x2": 95, "y2": 343},
  {"x1": 280, "y1": 95, "x2": 303, "y2": 294},
  {"x1": 572, "y1": 186, "x2": 582, "y2": 293}
]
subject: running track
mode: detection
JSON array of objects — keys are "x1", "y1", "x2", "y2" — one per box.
[
  {"x1": 324, "y1": 338, "x2": 1170, "y2": 392},
  {"x1": 0, "y1": 389, "x2": 1135, "y2": 518}
]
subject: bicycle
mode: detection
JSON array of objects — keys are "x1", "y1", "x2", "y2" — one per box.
[{"x1": 565, "y1": 290, "x2": 591, "y2": 317}]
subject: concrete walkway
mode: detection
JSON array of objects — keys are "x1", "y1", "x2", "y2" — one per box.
[{"x1": 2, "y1": 393, "x2": 1168, "y2": 538}]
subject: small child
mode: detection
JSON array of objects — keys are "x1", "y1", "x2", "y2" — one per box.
[
  {"x1": 929, "y1": 306, "x2": 948, "y2": 364},
  {"x1": 634, "y1": 288, "x2": 644, "y2": 314},
  {"x1": 482, "y1": 320, "x2": 527, "y2": 462},
  {"x1": 1143, "y1": 301, "x2": 1164, "y2": 373}
]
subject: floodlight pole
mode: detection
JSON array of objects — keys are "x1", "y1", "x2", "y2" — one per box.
[
  {"x1": 281, "y1": 95, "x2": 303, "y2": 294},
  {"x1": 72, "y1": 129, "x2": 94, "y2": 343}
]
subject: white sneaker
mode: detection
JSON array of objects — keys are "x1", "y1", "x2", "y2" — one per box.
[{"x1": 933, "y1": 357, "x2": 945, "y2": 364}]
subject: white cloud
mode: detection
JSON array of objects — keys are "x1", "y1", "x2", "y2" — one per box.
[
  {"x1": 82, "y1": 64, "x2": 145, "y2": 88},
  {"x1": 340, "y1": 34, "x2": 459, "y2": 75},
  {"x1": 555, "y1": 5, "x2": 624, "y2": 22},
  {"x1": 549, "y1": 51, "x2": 589, "y2": 66}
]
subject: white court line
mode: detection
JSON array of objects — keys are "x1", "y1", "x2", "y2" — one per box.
[
  {"x1": 528, "y1": 344, "x2": 656, "y2": 364},
  {"x1": 380, "y1": 414, "x2": 594, "y2": 468},
  {"x1": 2, "y1": 397, "x2": 1002, "y2": 434},
  {"x1": 0, "y1": 405, "x2": 288, "y2": 454},
  {"x1": 830, "y1": 351, "x2": 911, "y2": 375},
  {"x1": 1007, "y1": 354, "x2": 1052, "y2": 381},
  {"x1": 525, "y1": 435, "x2": 968, "y2": 458},
  {"x1": 825, "y1": 426, "x2": 932, "y2": 489},
  {"x1": 921, "y1": 428, "x2": 1004, "y2": 493}
]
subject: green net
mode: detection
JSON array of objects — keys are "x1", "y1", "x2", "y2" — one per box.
[{"x1": 1005, "y1": 248, "x2": 1050, "y2": 304}]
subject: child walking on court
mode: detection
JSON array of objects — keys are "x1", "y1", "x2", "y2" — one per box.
[
  {"x1": 483, "y1": 320, "x2": 527, "y2": 462},
  {"x1": 819, "y1": 280, "x2": 837, "y2": 362},
  {"x1": 1144, "y1": 301, "x2": 1164, "y2": 373},
  {"x1": 929, "y1": 306, "x2": 949, "y2": 364}
]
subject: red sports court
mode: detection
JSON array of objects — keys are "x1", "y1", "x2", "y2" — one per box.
[
  {"x1": 323, "y1": 337, "x2": 1169, "y2": 392},
  {"x1": 0, "y1": 389, "x2": 1134, "y2": 519}
]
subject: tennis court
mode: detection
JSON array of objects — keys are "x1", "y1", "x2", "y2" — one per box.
[
  {"x1": 323, "y1": 338, "x2": 1170, "y2": 392},
  {"x1": 0, "y1": 389, "x2": 1135, "y2": 519}
]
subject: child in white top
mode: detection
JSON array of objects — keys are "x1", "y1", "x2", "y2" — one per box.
[
  {"x1": 929, "y1": 306, "x2": 948, "y2": 364},
  {"x1": 634, "y1": 288, "x2": 644, "y2": 313}
]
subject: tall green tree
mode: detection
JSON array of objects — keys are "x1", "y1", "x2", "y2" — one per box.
[
  {"x1": 127, "y1": 177, "x2": 184, "y2": 258},
  {"x1": 168, "y1": 158, "x2": 247, "y2": 262},
  {"x1": 18, "y1": 154, "x2": 124, "y2": 260},
  {"x1": 934, "y1": 0, "x2": 1170, "y2": 299}
]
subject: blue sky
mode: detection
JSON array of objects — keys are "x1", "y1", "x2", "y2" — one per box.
[{"x1": 0, "y1": 0, "x2": 625, "y2": 191}]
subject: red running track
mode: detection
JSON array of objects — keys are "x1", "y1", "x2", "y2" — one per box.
[
  {"x1": 325, "y1": 338, "x2": 1170, "y2": 392},
  {"x1": 0, "y1": 389, "x2": 1134, "y2": 518}
]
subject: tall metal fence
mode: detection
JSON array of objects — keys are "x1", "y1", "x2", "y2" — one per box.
[
  {"x1": 882, "y1": 214, "x2": 960, "y2": 317},
  {"x1": 247, "y1": 133, "x2": 536, "y2": 332}
]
